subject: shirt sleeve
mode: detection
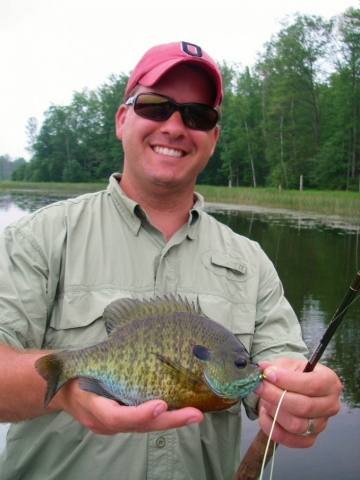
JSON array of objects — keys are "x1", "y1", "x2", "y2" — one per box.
[
  {"x1": 0, "y1": 211, "x2": 64, "y2": 349},
  {"x1": 252, "y1": 249, "x2": 308, "y2": 362},
  {"x1": 243, "y1": 248, "x2": 309, "y2": 419}
]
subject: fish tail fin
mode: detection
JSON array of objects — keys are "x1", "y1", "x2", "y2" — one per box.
[{"x1": 35, "y1": 353, "x2": 68, "y2": 409}]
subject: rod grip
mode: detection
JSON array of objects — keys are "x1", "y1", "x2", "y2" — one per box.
[{"x1": 233, "y1": 429, "x2": 277, "y2": 480}]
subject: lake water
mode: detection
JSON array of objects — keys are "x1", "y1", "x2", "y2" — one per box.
[{"x1": 0, "y1": 191, "x2": 359, "y2": 479}]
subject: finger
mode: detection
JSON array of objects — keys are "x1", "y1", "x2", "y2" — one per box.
[
  {"x1": 261, "y1": 382, "x2": 328, "y2": 418},
  {"x1": 102, "y1": 401, "x2": 203, "y2": 433},
  {"x1": 260, "y1": 362, "x2": 341, "y2": 398},
  {"x1": 260, "y1": 399, "x2": 328, "y2": 436},
  {"x1": 86, "y1": 397, "x2": 204, "y2": 434},
  {"x1": 258, "y1": 407, "x2": 317, "y2": 448},
  {"x1": 132, "y1": 406, "x2": 204, "y2": 433},
  {"x1": 256, "y1": 383, "x2": 332, "y2": 419}
]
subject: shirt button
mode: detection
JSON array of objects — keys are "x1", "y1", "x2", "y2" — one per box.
[{"x1": 156, "y1": 437, "x2": 166, "y2": 448}]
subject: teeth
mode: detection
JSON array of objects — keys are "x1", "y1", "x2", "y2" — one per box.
[{"x1": 153, "y1": 146, "x2": 183, "y2": 157}]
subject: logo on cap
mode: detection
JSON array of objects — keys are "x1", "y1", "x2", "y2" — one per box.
[{"x1": 181, "y1": 42, "x2": 203, "y2": 58}]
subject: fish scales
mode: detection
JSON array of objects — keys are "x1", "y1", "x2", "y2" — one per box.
[{"x1": 35, "y1": 295, "x2": 263, "y2": 412}]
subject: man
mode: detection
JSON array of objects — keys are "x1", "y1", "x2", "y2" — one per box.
[{"x1": 0, "y1": 41, "x2": 341, "y2": 479}]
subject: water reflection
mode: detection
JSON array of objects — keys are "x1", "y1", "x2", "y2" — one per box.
[
  {"x1": 0, "y1": 192, "x2": 74, "y2": 213},
  {"x1": 0, "y1": 192, "x2": 77, "y2": 233}
]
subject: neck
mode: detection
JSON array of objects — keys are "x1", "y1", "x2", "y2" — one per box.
[{"x1": 119, "y1": 176, "x2": 196, "y2": 241}]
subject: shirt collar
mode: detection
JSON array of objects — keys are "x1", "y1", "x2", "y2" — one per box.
[
  {"x1": 187, "y1": 193, "x2": 203, "y2": 240},
  {"x1": 108, "y1": 174, "x2": 142, "y2": 235},
  {"x1": 108, "y1": 173, "x2": 204, "y2": 239}
]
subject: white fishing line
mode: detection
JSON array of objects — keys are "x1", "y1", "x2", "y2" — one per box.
[{"x1": 258, "y1": 389, "x2": 287, "y2": 480}]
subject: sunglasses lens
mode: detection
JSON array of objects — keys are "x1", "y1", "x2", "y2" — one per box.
[
  {"x1": 133, "y1": 94, "x2": 217, "y2": 131},
  {"x1": 134, "y1": 94, "x2": 172, "y2": 121},
  {"x1": 182, "y1": 105, "x2": 218, "y2": 130}
]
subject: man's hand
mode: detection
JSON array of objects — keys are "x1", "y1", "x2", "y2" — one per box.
[
  {"x1": 54, "y1": 378, "x2": 204, "y2": 435},
  {"x1": 253, "y1": 357, "x2": 342, "y2": 448}
]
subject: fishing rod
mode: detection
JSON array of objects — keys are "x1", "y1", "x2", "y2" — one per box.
[{"x1": 233, "y1": 270, "x2": 360, "y2": 480}]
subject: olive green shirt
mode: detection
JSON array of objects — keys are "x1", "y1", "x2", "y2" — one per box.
[{"x1": 0, "y1": 174, "x2": 307, "y2": 480}]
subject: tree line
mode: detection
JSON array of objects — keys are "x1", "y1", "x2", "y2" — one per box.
[{"x1": 6, "y1": 8, "x2": 360, "y2": 190}]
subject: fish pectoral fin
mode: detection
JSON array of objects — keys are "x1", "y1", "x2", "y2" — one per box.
[
  {"x1": 78, "y1": 377, "x2": 123, "y2": 403},
  {"x1": 154, "y1": 352, "x2": 203, "y2": 389}
]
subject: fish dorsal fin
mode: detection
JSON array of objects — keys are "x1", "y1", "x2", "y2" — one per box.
[{"x1": 103, "y1": 294, "x2": 198, "y2": 335}]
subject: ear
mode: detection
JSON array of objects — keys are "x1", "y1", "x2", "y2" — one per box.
[
  {"x1": 115, "y1": 104, "x2": 127, "y2": 141},
  {"x1": 210, "y1": 125, "x2": 220, "y2": 156}
]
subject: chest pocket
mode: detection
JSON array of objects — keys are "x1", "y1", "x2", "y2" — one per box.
[
  {"x1": 43, "y1": 290, "x2": 126, "y2": 349},
  {"x1": 198, "y1": 295, "x2": 256, "y2": 355},
  {"x1": 198, "y1": 251, "x2": 257, "y2": 355},
  {"x1": 201, "y1": 251, "x2": 254, "y2": 283}
]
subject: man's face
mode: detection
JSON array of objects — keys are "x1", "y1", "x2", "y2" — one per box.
[{"x1": 116, "y1": 64, "x2": 219, "y2": 195}]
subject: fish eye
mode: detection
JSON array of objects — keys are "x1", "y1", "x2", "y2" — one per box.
[{"x1": 234, "y1": 357, "x2": 247, "y2": 369}]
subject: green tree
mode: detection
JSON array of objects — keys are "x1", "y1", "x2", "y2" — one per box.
[
  {"x1": 0, "y1": 155, "x2": 13, "y2": 180},
  {"x1": 62, "y1": 160, "x2": 86, "y2": 182},
  {"x1": 11, "y1": 159, "x2": 30, "y2": 181},
  {"x1": 308, "y1": 8, "x2": 360, "y2": 190},
  {"x1": 235, "y1": 67, "x2": 264, "y2": 187},
  {"x1": 198, "y1": 62, "x2": 239, "y2": 186},
  {"x1": 25, "y1": 117, "x2": 38, "y2": 155},
  {"x1": 30, "y1": 105, "x2": 75, "y2": 181},
  {"x1": 335, "y1": 7, "x2": 360, "y2": 187},
  {"x1": 257, "y1": 13, "x2": 333, "y2": 188},
  {"x1": 16, "y1": 73, "x2": 128, "y2": 182},
  {"x1": 95, "y1": 73, "x2": 128, "y2": 179}
]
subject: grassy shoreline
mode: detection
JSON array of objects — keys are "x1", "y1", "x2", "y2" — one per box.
[
  {"x1": 196, "y1": 185, "x2": 360, "y2": 221},
  {"x1": 0, "y1": 181, "x2": 107, "y2": 195},
  {"x1": 1, "y1": 181, "x2": 359, "y2": 221}
]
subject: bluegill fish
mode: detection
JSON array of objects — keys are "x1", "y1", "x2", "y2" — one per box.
[{"x1": 35, "y1": 295, "x2": 263, "y2": 412}]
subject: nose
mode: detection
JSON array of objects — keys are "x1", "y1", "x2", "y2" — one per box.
[{"x1": 160, "y1": 110, "x2": 186, "y2": 137}]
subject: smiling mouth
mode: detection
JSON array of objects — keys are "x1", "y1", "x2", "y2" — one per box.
[{"x1": 153, "y1": 146, "x2": 184, "y2": 158}]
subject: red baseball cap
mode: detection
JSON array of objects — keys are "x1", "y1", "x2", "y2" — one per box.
[{"x1": 124, "y1": 41, "x2": 223, "y2": 107}]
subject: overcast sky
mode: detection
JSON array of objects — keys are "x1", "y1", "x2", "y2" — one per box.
[{"x1": 0, "y1": 0, "x2": 358, "y2": 161}]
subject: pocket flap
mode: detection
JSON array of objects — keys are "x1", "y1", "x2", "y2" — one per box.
[
  {"x1": 45, "y1": 290, "x2": 126, "y2": 348},
  {"x1": 201, "y1": 250, "x2": 253, "y2": 282},
  {"x1": 211, "y1": 252, "x2": 247, "y2": 274}
]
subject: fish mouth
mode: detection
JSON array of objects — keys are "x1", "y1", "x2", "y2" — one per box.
[
  {"x1": 243, "y1": 371, "x2": 264, "y2": 388},
  {"x1": 234, "y1": 366, "x2": 264, "y2": 392},
  {"x1": 253, "y1": 366, "x2": 264, "y2": 379},
  {"x1": 203, "y1": 366, "x2": 264, "y2": 400}
]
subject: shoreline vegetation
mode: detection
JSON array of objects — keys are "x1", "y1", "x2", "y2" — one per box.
[{"x1": 0, "y1": 181, "x2": 359, "y2": 223}]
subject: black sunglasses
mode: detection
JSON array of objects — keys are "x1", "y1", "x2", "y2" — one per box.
[{"x1": 125, "y1": 92, "x2": 218, "y2": 131}]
